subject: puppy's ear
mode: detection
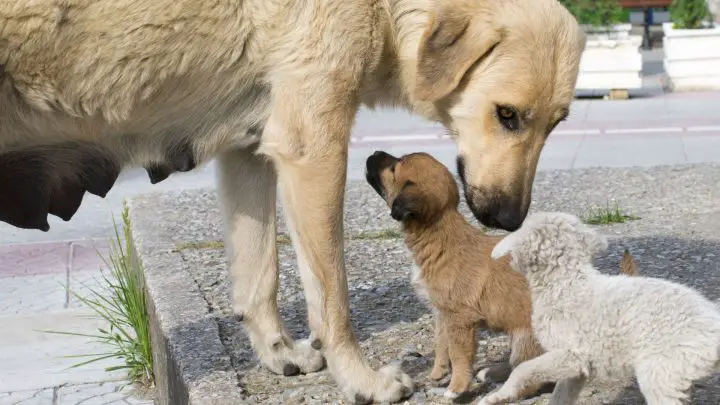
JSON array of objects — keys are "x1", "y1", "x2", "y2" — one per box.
[
  {"x1": 491, "y1": 231, "x2": 523, "y2": 260},
  {"x1": 415, "y1": 4, "x2": 502, "y2": 101}
]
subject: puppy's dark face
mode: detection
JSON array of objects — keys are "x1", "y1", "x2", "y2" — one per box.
[{"x1": 365, "y1": 151, "x2": 460, "y2": 223}]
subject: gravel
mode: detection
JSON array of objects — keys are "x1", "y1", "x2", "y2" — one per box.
[{"x1": 129, "y1": 163, "x2": 720, "y2": 404}]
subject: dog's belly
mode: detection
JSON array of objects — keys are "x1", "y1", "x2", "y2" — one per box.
[{"x1": 0, "y1": 74, "x2": 272, "y2": 231}]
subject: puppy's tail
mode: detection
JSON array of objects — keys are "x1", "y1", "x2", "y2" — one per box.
[{"x1": 620, "y1": 248, "x2": 639, "y2": 276}]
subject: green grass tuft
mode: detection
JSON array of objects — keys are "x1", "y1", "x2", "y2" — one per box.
[
  {"x1": 42, "y1": 204, "x2": 153, "y2": 388},
  {"x1": 584, "y1": 201, "x2": 640, "y2": 225}
]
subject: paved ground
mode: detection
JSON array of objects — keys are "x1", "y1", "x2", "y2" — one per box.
[{"x1": 2, "y1": 47, "x2": 720, "y2": 404}]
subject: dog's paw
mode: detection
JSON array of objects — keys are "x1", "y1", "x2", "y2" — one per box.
[
  {"x1": 342, "y1": 364, "x2": 414, "y2": 404},
  {"x1": 260, "y1": 336, "x2": 325, "y2": 375}
]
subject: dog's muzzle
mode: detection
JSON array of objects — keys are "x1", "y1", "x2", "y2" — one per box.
[{"x1": 365, "y1": 150, "x2": 398, "y2": 197}]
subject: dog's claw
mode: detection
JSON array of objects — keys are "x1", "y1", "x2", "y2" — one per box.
[{"x1": 283, "y1": 363, "x2": 300, "y2": 376}]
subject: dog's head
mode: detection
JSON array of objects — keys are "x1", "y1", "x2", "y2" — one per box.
[
  {"x1": 365, "y1": 151, "x2": 460, "y2": 224},
  {"x1": 490, "y1": 212, "x2": 608, "y2": 273},
  {"x1": 413, "y1": 0, "x2": 586, "y2": 231}
]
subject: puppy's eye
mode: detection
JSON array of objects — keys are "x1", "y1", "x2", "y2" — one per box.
[{"x1": 496, "y1": 105, "x2": 520, "y2": 132}]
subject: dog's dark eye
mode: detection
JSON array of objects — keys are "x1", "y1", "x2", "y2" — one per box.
[{"x1": 496, "y1": 105, "x2": 520, "y2": 132}]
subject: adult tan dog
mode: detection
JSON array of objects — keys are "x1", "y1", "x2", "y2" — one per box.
[
  {"x1": 365, "y1": 151, "x2": 640, "y2": 400},
  {"x1": 0, "y1": 0, "x2": 584, "y2": 402}
]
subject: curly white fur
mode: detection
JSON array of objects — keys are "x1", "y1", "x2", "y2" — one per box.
[{"x1": 478, "y1": 212, "x2": 720, "y2": 405}]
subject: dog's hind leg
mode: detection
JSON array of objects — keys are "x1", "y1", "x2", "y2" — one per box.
[
  {"x1": 218, "y1": 148, "x2": 324, "y2": 376},
  {"x1": 476, "y1": 350, "x2": 585, "y2": 405},
  {"x1": 262, "y1": 81, "x2": 413, "y2": 404}
]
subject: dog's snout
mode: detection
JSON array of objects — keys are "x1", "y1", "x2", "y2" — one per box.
[{"x1": 465, "y1": 188, "x2": 527, "y2": 232}]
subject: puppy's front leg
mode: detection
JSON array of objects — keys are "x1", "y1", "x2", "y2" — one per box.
[
  {"x1": 430, "y1": 312, "x2": 451, "y2": 382},
  {"x1": 263, "y1": 86, "x2": 413, "y2": 404},
  {"x1": 477, "y1": 350, "x2": 584, "y2": 405},
  {"x1": 445, "y1": 319, "x2": 477, "y2": 398}
]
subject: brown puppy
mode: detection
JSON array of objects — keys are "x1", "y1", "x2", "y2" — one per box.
[{"x1": 365, "y1": 151, "x2": 639, "y2": 399}]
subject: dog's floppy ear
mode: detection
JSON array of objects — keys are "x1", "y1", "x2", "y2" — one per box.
[
  {"x1": 415, "y1": 4, "x2": 502, "y2": 101},
  {"x1": 491, "y1": 231, "x2": 524, "y2": 260}
]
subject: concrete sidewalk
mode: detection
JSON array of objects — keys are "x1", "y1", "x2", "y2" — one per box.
[{"x1": 0, "y1": 240, "x2": 153, "y2": 405}]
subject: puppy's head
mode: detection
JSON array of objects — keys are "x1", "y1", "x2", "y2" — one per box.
[
  {"x1": 490, "y1": 212, "x2": 608, "y2": 273},
  {"x1": 365, "y1": 151, "x2": 460, "y2": 224},
  {"x1": 413, "y1": 0, "x2": 585, "y2": 232}
]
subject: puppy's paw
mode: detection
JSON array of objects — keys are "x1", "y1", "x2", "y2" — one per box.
[
  {"x1": 476, "y1": 367, "x2": 491, "y2": 382},
  {"x1": 444, "y1": 389, "x2": 461, "y2": 399},
  {"x1": 430, "y1": 365, "x2": 450, "y2": 382},
  {"x1": 341, "y1": 363, "x2": 414, "y2": 404}
]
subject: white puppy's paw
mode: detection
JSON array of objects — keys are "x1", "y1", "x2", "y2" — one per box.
[{"x1": 476, "y1": 367, "x2": 491, "y2": 382}]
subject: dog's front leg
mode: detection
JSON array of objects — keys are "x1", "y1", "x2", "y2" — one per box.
[
  {"x1": 445, "y1": 319, "x2": 477, "y2": 398},
  {"x1": 262, "y1": 91, "x2": 413, "y2": 404},
  {"x1": 218, "y1": 148, "x2": 324, "y2": 375},
  {"x1": 430, "y1": 312, "x2": 451, "y2": 382},
  {"x1": 477, "y1": 350, "x2": 584, "y2": 405}
]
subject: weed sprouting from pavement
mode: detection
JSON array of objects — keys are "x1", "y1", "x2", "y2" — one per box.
[
  {"x1": 584, "y1": 201, "x2": 641, "y2": 225},
  {"x1": 43, "y1": 204, "x2": 153, "y2": 388}
]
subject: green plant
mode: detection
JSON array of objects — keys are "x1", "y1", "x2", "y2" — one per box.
[
  {"x1": 43, "y1": 204, "x2": 153, "y2": 387},
  {"x1": 560, "y1": 0, "x2": 627, "y2": 27},
  {"x1": 584, "y1": 201, "x2": 641, "y2": 225},
  {"x1": 670, "y1": 0, "x2": 712, "y2": 29}
]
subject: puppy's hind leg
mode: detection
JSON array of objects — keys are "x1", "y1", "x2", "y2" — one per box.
[
  {"x1": 636, "y1": 364, "x2": 691, "y2": 405},
  {"x1": 476, "y1": 350, "x2": 585, "y2": 405},
  {"x1": 218, "y1": 148, "x2": 324, "y2": 376}
]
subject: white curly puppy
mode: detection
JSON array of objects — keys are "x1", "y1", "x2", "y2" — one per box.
[{"x1": 477, "y1": 212, "x2": 720, "y2": 405}]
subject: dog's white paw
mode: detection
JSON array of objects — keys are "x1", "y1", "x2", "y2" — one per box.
[
  {"x1": 341, "y1": 363, "x2": 414, "y2": 404},
  {"x1": 476, "y1": 367, "x2": 491, "y2": 382},
  {"x1": 259, "y1": 335, "x2": 325, "y2": 376}
]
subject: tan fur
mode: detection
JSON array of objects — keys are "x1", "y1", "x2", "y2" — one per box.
[
  {"x1": 0, "y1": 0, "x2": 585, "y2": 402},
  {"x1": 365, "y1": 152, "x2": 640, "y2": 399}
]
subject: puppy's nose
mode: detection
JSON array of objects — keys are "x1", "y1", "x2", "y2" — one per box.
[{"x1": 372, "y1": 150, "x2": 389, "y2": 158}]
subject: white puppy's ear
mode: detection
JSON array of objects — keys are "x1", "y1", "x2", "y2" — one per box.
[{"x1": 491, "y1": 231, "x2": 522, "y2": 260}]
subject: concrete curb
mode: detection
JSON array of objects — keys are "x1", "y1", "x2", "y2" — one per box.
[{"x1": 127, "y1": 201, "x2": 243, "y2": 405}]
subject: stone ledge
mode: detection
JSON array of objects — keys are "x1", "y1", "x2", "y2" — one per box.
[{"x1": 128, "y1": 163, "x2": 720, "y2": 405}]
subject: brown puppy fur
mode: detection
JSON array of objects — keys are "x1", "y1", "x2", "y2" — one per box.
[{"x1": 365, "y1": 151, "x2": 639, "y2": 399}]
